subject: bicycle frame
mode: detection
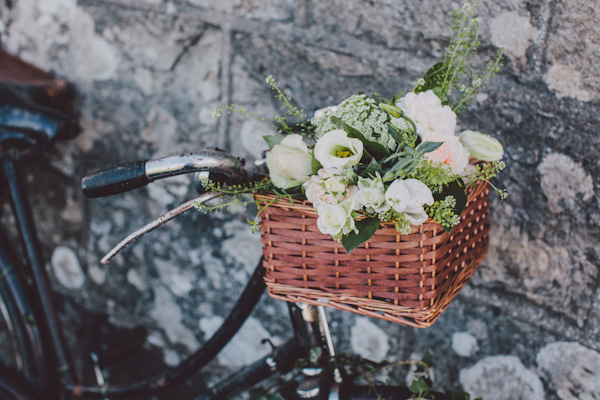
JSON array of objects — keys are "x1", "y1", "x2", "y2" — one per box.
[{"x1": 0, "y1": 153, "x2": 331, "y2": 400}]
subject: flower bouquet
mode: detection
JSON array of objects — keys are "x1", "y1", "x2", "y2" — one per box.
[{"x1": 210, "y1": 2, "x2": 506, "y2": 327}]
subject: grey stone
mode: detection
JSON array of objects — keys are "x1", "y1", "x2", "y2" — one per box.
[
  {"x1": 154, "y1": 259, "x2": 195, "y2": 297},
  {"x1": 51, "y1": 246, "x2": 85, "y2": 290},
  {"x1": 467, "y1": 319, "x2": 489, "y2": 341},
  {"x1": 543, "y1": 0, "x2": 600, "y2": 102},
  {"x1": 452, "y1": 332, "x2": 479, "y2": 357},
  {"x1": 88, "y1": 265, "x2": 107, "y2": 285},
  {"x1": 350, "y1": 317, "x2": 390, "y2": 363},
  {"x1": 489, "y1": 11, "x2": 537, "y2": 68},
  {"x1": 216, "y1": 317, "x2": 277, "y2": 369},
  {"x1": 459, "y1": 355, "x2": 545, "y2": 400},
  {"x1": 150, "y1": 286, "x2": 199, "y2": 351},
  {"x1": 538, "y1": 152, "x2": 594, "y2": 214},
  {"x1": 221, "y1": 219, "x2": 263, "y2": 276},
  {"x1": 537, "y1": 342, "x2": 600, "y2": 400},
  {"x1": 126, "y1": 269, "x2": 148, "y2": 292}
]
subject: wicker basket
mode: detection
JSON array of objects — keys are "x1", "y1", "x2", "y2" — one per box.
[{"x1": 255, "y1": 181, "x2": 490, "y2": 328}]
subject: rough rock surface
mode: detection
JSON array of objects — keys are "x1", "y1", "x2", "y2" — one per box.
[
  {"x1": 1, "y1": 0, "x2": 599, "y2": 398},
  {"x1": 459, "y1": 355, "x2": 545, "y2": 400},
  {"x1": 537, "y1": 342, "x2": 600, "y2": 400}
]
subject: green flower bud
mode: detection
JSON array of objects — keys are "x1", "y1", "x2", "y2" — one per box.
[
  {"x1": 458, "y1": 130, "x2": 504, "y2": 162},
  {"x1": 379, "y1": 103, "x2": 404, "y2": 118}
]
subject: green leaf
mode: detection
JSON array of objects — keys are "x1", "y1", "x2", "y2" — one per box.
[
  {"x1": 387, "y1": 124, "x2": 402, "y2": 144},
  {"x1": 309, "y1": 346, "x2": 322, "y2": 364},
  {"x1": 341, "y1": 218, "x2": 381, "y2": 255},
  {"x1": 361, "y1": 158, "x2": 383, "y2": 178},
  {"x1": 330, "y1": 116, "x2": 390, "y2": 159},
  {"x1": 421, "y1": 350, "x2": 432, "y2": 368},
  {"x1": 409, "y1": 378, "x2": 431, "y2": 394},
  {"x1": 434, "y1": 180, "x2": 468, "y2": 233},
  {"x1": 311, "y1": 154, "x2": 321, "y2": 173},
  {"x1": 416, "y1": 350, "x2": 432, "y2": 373},
  {"x1": 416, "y1": 141, "x2": 443, "y2": 154},
  {"x1": 263, "y1": 135, "x2": 284, "y2": 149},
  {"x1": 414, "y1": 62, "x2": 451, "y2": 102}
]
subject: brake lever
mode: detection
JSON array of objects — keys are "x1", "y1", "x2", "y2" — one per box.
[{"x1": 100, "y1": 192, "x2": 219, "y2": 264}]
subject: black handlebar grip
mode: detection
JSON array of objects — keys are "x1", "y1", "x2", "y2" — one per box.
[{"x1": 82, "y1": 160, "x2": 150, "y2": 198}]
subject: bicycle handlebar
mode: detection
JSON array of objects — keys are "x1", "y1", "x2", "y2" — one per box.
[{"x1": 81, "y1": 151, "x2": 247, "y2": 198}]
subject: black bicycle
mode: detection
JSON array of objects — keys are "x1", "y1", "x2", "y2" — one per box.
[{"x1": 0, "y1": 51, "x2": 456, "y2": 400}]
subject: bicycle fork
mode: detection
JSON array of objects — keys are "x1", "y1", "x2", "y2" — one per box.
[{"x1": 288, "y1": 302, "x2": 342, "y2": 400}]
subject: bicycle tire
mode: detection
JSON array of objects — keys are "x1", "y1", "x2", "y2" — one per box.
[{"x1": 0, "y1": 237, "x2": 54, "y2": 397}]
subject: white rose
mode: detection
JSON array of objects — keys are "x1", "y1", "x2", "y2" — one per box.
[
  {"x1": 314, "y1": 130, "x2": 364, "y2": 169},
  {"x1": 458, "y1": 130, "x2": 504, "y2": 161},
  {"x1": 385, "y1": 178, "x2": 434, "y2": 225},
  {"x1": 343, "y1": 185, "x2": 361, "y2": 211},
  {"x1": 396, "y1": 90, "x2": 456, "y2": 141},
  {"x1": 357, "y1": 174, "x2": 390, "y2": 213},
  {"x1": 324, "y1": 176, "x2": 346, "y2": 193},
  {"x1": 316, "y1": 201, "x2": 357, "y2": 240},
  {"x1": 424, "y1": 134, "x2": 470, "y2": 174},
  {"x1": 303, "y1": 175, "x2": 326, "y2": 207},
  {"x1": 266, "y1": 134, "x2": 314, "y2": 189},
  {"x1": 303, "y1": 168, "x2": 352, "y2": 208}
]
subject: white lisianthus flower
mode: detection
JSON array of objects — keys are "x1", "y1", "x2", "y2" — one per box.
[
  {"x1": 314, "y1": 130, "x2": 363, "y2": 169},
  {"x1": 458, "y1": 130, "x2": 504, "y2": 161},
  {"x1": 266, "y1": 134, "x2": 314, "y2": 189},
  {"x1": 396, "y1": 90, "x2": 456, "y2": 140},
  {"x1": 385, "y1": 179, "x2": 434, "y2": 226},
  {"x1": 357, "y1": 174, "x2": 390, "y2": 214},
  {"x1": 316, "y1": 201, "x2": 357, "y2": 240},
  {"x1": 424, "y1": 134, "x2": 470, "y2": 174}
]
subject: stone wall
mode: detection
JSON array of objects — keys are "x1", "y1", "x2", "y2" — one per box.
[{"x1": 1, "y1": 0, "x2": 599, "y2": 398}]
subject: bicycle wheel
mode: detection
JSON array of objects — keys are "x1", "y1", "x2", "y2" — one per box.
[{"x1": 0, "y1": 238, "x2": 52, "y2": 396}]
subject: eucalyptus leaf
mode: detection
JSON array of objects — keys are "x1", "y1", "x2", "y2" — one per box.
[
  {"x1": 341, "y1": 218, "x2": 381, "y2": 255},
  {"x1": 330, "y1": 116, "x2": 390, "y2": 159},
  {"x1": 416, "y1": 141, "x2": 443, "y2": 154},
  {"x1": 263, "y1": 135, "x2": 284, "y2": 149}
]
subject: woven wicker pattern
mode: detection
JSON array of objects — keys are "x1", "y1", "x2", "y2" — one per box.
[{"x1": 256, "y1": 181, "x2": 490, "y2": 328}]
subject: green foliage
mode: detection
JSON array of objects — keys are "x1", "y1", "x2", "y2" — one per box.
[
  {"x1": 341, "y1": 217, "x2": 381, "y2": 254},
  {"x1": 330, "y1": 116, "x2": 391, "y2": 160},
  {"x1": 263, "y1": 135, "x2": 284, "y2": 149},
  {"x1": 464, "y1": 160, "x2": 508, "y2": 199},
  {"x1": 213, "y1": 76, "x2": 313, "y2": 136},
  {"x1": 425, "y1": 195, "x2": 461, "y2": 233},
  {"x1": 413, "y1": 1, "x2": 505, "y2": 114},
  {"x1": 409, "y1": 159, "x2": 458, "y2": 194},
  {"x1": 312, "y1": 94, "x2": 397, "y2": 149},
  {"x1": 377, "y1": 209, "x2": 412, "y2": 235},
  {"x1": 246, "y1": 350, "x2": 482, "y2": 400}
]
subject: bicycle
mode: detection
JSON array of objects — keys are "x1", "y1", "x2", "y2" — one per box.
[{"x1": 0, "y1": 50, "x2": 457, "y2": 400}]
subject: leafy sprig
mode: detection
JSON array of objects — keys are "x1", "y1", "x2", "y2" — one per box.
[{"x1": 413, "y1": 1, "x2": 505, "y2": 114}]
